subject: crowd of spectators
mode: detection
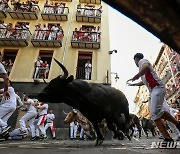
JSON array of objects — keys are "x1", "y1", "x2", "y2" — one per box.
[
  {"x1": 33, "y1": 23, "x2": 64, "y2": 41},
  {"x1": 0, "y1": 20, "x2": 30, "y2": 39},
  {"x1": 43, "y1": 0, "x2": 66, "y2": 14},
  {"x1": 77, "y1": 3, "x2": 103, "y2": 17},
  {"x1": 11, "y1": 0, "x2": 39, "y2": 12},
  {"x1": 0, "y1": 0, "x2": 9, "y2": 12},
  {"x1": 72, "y1": 26, "x2": 101, "y2": 42}
]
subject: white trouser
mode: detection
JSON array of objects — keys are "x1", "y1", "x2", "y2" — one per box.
[
  {"x1": 19, "y1": 111, "x2": 37, "y2": 137},
  {"x1": 70, "y1": 124, "x2": 78, "y2": 139},
  {"x1": 34, "y1": 118, "x2": 39, "y2": 137},
  {"x1": 0, "y1": 105, "x2": 16, "y2": 132},
  {"x1": 80, "y1": 127, "x2": 87, "y2": 139},
  {"x1": 148, "y1": 86, "x2": 166, "y2": 121},
  {"x1": 37, "y1": 115, "x2": 47, "y2": 137},
  {"x1": 34, "y1": 67, "x2": 40, "y2": 78},
  {"x1": 85, "y1": 71, "x2": 91, "y2": 80},
  {"x1": 45, "y1": 122, "x2": 55, "y2": 137}
]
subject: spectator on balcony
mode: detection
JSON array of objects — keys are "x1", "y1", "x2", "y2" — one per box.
[
  {"x1": 97, "y1": 26, "x2": 101, "y2": 42},
  {"x1": 34, "y1": 23, "x2": 41, "y2": 39},
  {"x1": 44, "y1": 0, "x2": 49, "y2": 13},
  {"x1": 85, "y1": 60, "x2": 92, "y2": 80},
  {"x1": 91, "y1": 27, "x2": 97, "y2": 42},
  {"x1": 96, "y1": 5, "x2": 103, "y2": 16},
  {"x1": 84, "y1": 5, "x2": 89, "y2": 16},
  {"x1": 11, "y1": 0, "x2": 21, "y2": 11},
  {"x1": 57, "y1": 25, "x2": 63, "y2": 40},
  {"x1": 49, "y1": 24, "x2": 59, "y2": 40},
  {"x1": 49, "y1": 2, "x2": 54, "y2": 14},
  {"x1": 0, "y1": 20, "x2": 7, "y2": 38},
  {"x1": 34, "y1": 56, "x2": 43, "y2": 79},
  {"x1": 30, "y1": 0, "x2": 39, "y2": 12},
  {"x1": 5, "y1": 23, "x2": 13, "y2": 38},
  {"x1": 21, "y1": 23, "x2": 29, "y2": 39},
  {"x1": 41, "y1": 24, "x2": 48, "y2": 40},
  {"x1": 73, "y1": 28, "x2": 79, "y2": 41},
  {"x1": 77, "y1": 3, "x2": 81, "y2": 15}
]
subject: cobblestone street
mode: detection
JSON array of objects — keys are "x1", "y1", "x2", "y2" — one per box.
[{"x1": 0, "y1": 136, "x2": 180, "y2": 154}]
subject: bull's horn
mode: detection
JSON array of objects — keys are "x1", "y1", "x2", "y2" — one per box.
[
  {"x1": 53, "y1": 58, "x2": 68, "y2": 79},
  {"x1": 43, "y1": 78, "x2": 48, "y2": 84},
  {"x1": 63, "y1": 110, "x2": 67, "y2": 115}
]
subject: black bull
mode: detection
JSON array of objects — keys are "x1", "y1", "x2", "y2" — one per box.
[{"x1": 38, "y1": 59, "x2": 130, "y2": 145}]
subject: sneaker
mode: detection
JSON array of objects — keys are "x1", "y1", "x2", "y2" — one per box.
[
  {"x1": 1, "y1": 126, "x2": 11, "y2": 135},
  {"x1": 52, "y1": 137, "x2": 56, "y2": 140}
]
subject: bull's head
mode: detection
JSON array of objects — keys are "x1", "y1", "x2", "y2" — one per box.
[
  {"x1": 64, "y1": 109, "x2": 78, "y2": 124},
  {"x1": 38, "y1": 58, "x2": 74, "y2": 103}
]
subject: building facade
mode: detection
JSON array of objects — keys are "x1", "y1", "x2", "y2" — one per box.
[
  {"x1": 0, "y1": 0, "x2": 111, "y2": 136},
  {"x1": 134, "y1": 44, "x2": 180, "y2": 118}
]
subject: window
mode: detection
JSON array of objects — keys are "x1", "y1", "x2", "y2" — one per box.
[
  {"x1": 2, "y1": 49, "x2": 18, "y2": 76},
  {"x1": 76, "y1": 51, "x2": 92, "y2": 80},
  {"x1": 33, "y1": 50, "x2": 53, "y2": 79}
]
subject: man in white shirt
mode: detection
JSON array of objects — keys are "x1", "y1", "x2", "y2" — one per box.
[
  {"x1": 34, "y1": 102, "x2": 48, "y2": 141},
  {"x1": 45, "y1": 109, "x2": 55, "y2": 139},
  {"x1": 85, "y1": 60, "x2": 92, "y2": 80},
  {"x1": 34, "y1": 56, "x2": 43, "y2": 79},
  {"x1": 127, "y1": 53, "x2": 180, "y2": 143},
  {"x1": 19, "y1": 95, "x2": 37, "y2": 140},
  {"x1": 0, "y1": 80, "x2": 16, "y2": 137}
]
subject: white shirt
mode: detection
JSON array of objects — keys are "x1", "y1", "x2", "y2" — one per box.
[
  {"x1": 1, "y1": 87, "x2": 16, "y2": 107},
  {"x1": 46, "y1": 113, "x2": 55, "y2": 123},
  {"x1": 85, "y1": 63, "x2": 92, "y2": 72},
  {"x1": 0, "y1": 63, "x2": 7, "y2": 74},
  {"x1": 38, "y1": 103, "x2": 48, "y2": 116},
  {"x1": 35, "y1": 60, "x2": 43, "y2": 67},
  {"x1": 25, "y1": 98, "x2": 36, "y2": 112},
  {"x1": 138, "y1": 59, "x2": 165, "y2": 92}
]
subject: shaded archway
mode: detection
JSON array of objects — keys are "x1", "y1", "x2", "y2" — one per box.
[{"x1": 103, "y1": 0, "x2": 180, "y2": 53}]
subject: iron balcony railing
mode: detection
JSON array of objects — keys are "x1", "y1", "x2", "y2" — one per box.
[
  {"x1": 0, "y1": 27, "x2": 31, "y2": 40},
  {"x1": 42, "y1": 6, "x2": 69, "y2": 15},
  {"x1": 71, "y1": 31, "x2": 100, "y2": 42},
  {"x1": 76, "y1": 7, "x2": 102, "y2": 17},
  {"x1": 76, "y1": 66, "x2": 91, "y2": 80},
  {"x1": 31, "y1": 29, "x2": 64, "y2": 41}
]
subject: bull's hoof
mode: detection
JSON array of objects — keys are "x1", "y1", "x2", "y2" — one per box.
[{"x1": 95, "y1": 139, "x2": 103, "y2": 146}]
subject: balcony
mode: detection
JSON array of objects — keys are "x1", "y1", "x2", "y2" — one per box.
[
  {"x1": 31, "y1": 30, "x2": 63, "y2": 47},
  {"x1": 8, "y1": 3, "x2": 40, "y2": 20},
  {"x1": 71, "y1": 31, "x2": 100, "y2": 49},
  {"x1": 0, "y1": 28, "x2": 31, "y2": 46},
  {"x1": 79, "y1": 0, "x2": 101, "y2": 5},
  {"x1": 41, "y1": 6, "x2": 69, "y2": 21},
  {"x1": 76, "y1": 8, "x2": 101, "y2": 23}
]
